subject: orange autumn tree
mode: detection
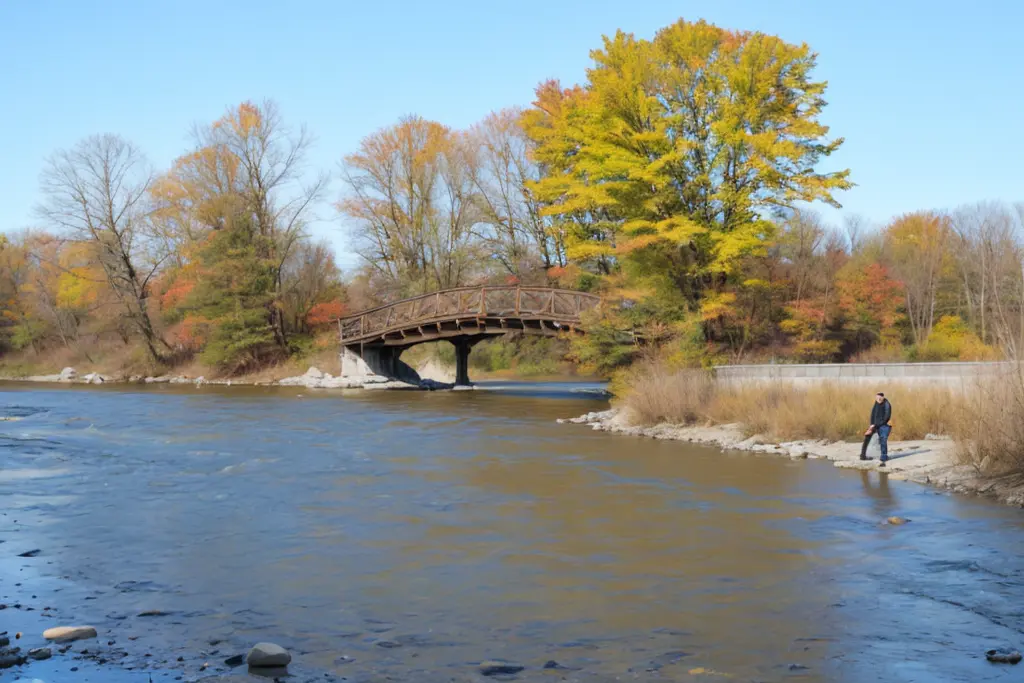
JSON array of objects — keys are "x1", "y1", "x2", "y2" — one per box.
[{"x1": 837, "y1": 262, "x2": 905, "y2": 353}]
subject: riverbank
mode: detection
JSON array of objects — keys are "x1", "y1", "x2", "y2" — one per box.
[
  {"x1": 560, "y1": 409, "x2": 1024, "y2": 508},
  {"x1": 1, "y1": 364, "x2": 448, "y2": 391}
]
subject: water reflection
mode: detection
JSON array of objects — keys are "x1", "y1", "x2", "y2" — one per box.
[{"x1": 859, "y1": 470, "x2": 895, "y2": 519}]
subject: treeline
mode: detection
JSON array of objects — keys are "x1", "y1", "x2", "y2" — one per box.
[
  {"x1": 1, "y1": 103, "x2": 344, "y2": 373},
  {"x1": 3, "y1": 18, "x2": 1021, "y2": 377}
]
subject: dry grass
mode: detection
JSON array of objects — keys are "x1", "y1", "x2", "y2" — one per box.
[
  {"x1": 620, "y1": 363, "x2": 962, "y2": 442},
  {"x1": 951, "y1": 368, "x2": 1024, "y2": 475},
  {"x1": 620, "y1": 362, "x2": 716, "y2": 426}
]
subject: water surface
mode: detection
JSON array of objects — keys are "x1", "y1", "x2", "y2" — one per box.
[{"x1": 1, "y1": 382, "x2": 1023, "y2": 682}]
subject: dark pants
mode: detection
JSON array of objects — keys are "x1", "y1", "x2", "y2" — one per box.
[{"x1": 861, "y1": 425, "x2": 891, "y2": 461}]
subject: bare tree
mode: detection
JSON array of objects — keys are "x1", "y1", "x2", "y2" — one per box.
[
  {"x1": 951, "y1": 203, "x2": 1024, "y2": 357},
  {"x1": 843, "y1": 214, "x2": 867, "y2": 253},
  {"x1": 339, "y1": 116, "x2": 483, "y2": 296},
  {"x1": 37, "y1": 134, "x2": 166, "y2": 362},
  {"x1": 467, "y1": 109, "x2": 562, "y2": 277}
]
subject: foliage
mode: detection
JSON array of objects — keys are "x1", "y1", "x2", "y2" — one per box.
[
  {"x1": 909, "y1": 315, "x2": 1000, "y2": 362},
  {"x1": 176, "y1": 220, "x2": 280, "y2": 372}
]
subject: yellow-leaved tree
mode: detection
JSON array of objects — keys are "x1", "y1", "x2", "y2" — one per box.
[{"x1": 521, "y1": 18, "x2": 851, "y2": 372}]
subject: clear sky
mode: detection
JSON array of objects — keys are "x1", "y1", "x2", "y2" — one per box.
[{"x1": 2, "y1": 0, "x2": 1021, "y2": 269}]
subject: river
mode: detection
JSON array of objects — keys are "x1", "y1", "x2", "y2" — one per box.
[{"x1": 1, "y1": 382, "x2": 1023, "y2": 682}]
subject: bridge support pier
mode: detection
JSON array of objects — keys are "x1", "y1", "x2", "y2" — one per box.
[
  {"x1": 451, "y1": 338, "x2": 482, "y2": 387},
  {"x1": 340, "y1": 345, "x2": 421, "y2": 384}
]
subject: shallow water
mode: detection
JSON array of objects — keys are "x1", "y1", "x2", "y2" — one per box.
[{"x1": 1, "y1": 382, "x2": 1023, "y2": 682}]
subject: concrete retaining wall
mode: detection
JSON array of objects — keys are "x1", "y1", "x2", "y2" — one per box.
[{"x1": 713, "y1": 361, "x2": 1013, "y2": 387}]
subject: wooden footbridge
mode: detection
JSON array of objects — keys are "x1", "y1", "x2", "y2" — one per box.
[{"x1": 337, "y1": 285, "x2": 600, "y2": 385}]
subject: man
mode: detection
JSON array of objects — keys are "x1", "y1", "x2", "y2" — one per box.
[{"x1": 860, "y1": 392, "x2": 892, "y2": 466}]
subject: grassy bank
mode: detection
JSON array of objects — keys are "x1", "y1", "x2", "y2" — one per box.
[{"x1": 618, "y1": 362, "x2": 1024, "y2": 478}]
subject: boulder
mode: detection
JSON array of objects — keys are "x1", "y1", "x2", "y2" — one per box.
[
  {"x1": 246, "y1": 642, "x2": 291, "y2": 668},
  {"x1": 58, "y1": 367, "x2": 77, "y2": 381},
  {"x1": 43, "y1": 626, "x2": 97, "y2": 642}
]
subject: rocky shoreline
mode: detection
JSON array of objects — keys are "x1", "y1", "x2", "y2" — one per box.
[
  {"x1": 559, "y1": 409, "x2": 1024, "y2": 508},
  {"x1": 6, "y1": 365, "x2": 453, "y2": 391}
]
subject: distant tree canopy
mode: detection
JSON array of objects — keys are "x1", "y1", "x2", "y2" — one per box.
[{"x1": 1, "y1": 19, "x2": 1021, "y2": 378}]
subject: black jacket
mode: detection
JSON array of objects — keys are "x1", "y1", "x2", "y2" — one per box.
[{"x1": 870, "y1": 399, "x2": 892, "y2": 427}]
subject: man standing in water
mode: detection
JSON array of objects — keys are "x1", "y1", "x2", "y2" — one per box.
[{"x1": 860, "y1": 392, "x2": 892, "y2": 466}]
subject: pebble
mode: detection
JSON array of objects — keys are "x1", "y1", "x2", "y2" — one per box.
[
  {"x1": 479, "y1": 661, "x2": 526, "y2": 676},
  {"x1": 246, "y1": 642, "x2": 291, "y2": 668},
  {"x1": 17, "y1": 549, "x2": 41, "y2": 558},
  {"x1": 43, "y1": 626, "x2": 98, "y2": 642},
  {"x1": 886, "y1": 516, "x2": 910, "y2": 525},
  {"x1": 28, "y1": 647, "x2": 52, "y2": 661},
  {"x1": 0, "y1": 636, "x2": 7, "y2": 647},
  {"x1": 224, "y1": 653, "x2": 245, "y2": 667}
]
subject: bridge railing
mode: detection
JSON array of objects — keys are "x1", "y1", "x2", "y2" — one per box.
[{"x1": 338, "y1": 286, "x2": 600, "y2": 343}]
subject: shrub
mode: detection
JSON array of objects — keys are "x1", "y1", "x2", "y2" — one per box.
[
  {"x1": 619, "y1": 363, "x2": 716, "y2": 426},
  {"x1": 952, "y1": 367, "x2": 1024, "y2": 475}
]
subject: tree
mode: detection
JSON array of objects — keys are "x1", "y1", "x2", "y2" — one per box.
[
  {"x1": 37, "y1": 134, "x2": 166, "y2": 361},
  {"x1": 195, "y1": 101, "x2": 327, "y2": 347},
  {"x1": 176, "y1": 217, "x2": 279, "y2": 372},
  {"x1": 883, "y1": 212, "x2": 955, "y2": 346},
  {"x1": 522, "y1": 20, "x2": 850, "y2": 297},
  {"x1": 837, "y1": 262, "x2": 905, "y2": 353},
  {"x1": 339, "y1": 116, "x2": 483, "y2": 296},
  {"x1": 522, "y1": 19, "x2": 850, "y2": 362},
  {"x1": 467, "y1": 109, "x2": 563, "y2": 277}
]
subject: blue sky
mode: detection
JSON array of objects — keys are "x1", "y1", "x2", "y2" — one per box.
[{"x1": 2, "y1": 1, "x2": 1021, "y2": 269}]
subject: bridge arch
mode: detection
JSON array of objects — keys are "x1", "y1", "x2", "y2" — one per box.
[{"x1": 337, "y1": 286, "x2": 600, "y2": 386}]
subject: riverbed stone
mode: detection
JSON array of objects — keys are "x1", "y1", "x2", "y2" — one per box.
[
  {"x1": 886, "y1": 516, "x2": 910, "y2": 525},
  {"x1": 479, "y1": 660, "x2": 525, "y2": 676},
  {"x1": 43, "y1": 626, "x2": 97, "y2": 642},
  {"x1": 0, "y1": 653, "x2": 26, "y2": 669},
  {"x1": 28, "y1": 647, "x2": 51, "y2": 660},
  {"x1": 986, "y1": 648, "x2": 1022, "y2": 664},
  {"x1": 59, "y1": 367, "x2": 77, "y2": 381},
  {"x1": 246, "y1": 642, "x2": 291, "y2": 668}
]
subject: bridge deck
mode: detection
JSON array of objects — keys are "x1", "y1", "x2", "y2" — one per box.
[{"x1": 337, "y1": 285, "x2": 600, "y2": 347}]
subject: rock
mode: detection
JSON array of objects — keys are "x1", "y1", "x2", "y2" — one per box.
[
  {"x1": 886, "y1": 516, "x2": 910, "y2": 525},
  {"x1": 128, "y1": 375, "x2": 142, "y2": 383},
  {"x1": 17, "y1": 549, "x2": 41, "y2": 558},
  {"x1": 479, "y1": 661, "x2": 525, "y2": 676},
  {"x1": 195, "y1": 376, "x2": 207, "y2": 385},
  {"x1": 137, "y1": 609, "x2": 169, "y2": 617},
  {"x1": 0, "y1": 654, "x2": 26, "y2": 669},
  {"x1": 986, "y1": 648, "x2": 1022, "y2": 664},
  {"x1": 304, "y1": 367, "x2": 325, "y2": 380},
  {"x1": 0, "y1": 636, "x2": 8, "y2": 647},
  {"x1": 43, "y1": 626, "x2": 98, "y2": 642},
  {"x1": 224, "y1": 653, "x2": 245, "y2": 667},
  {"x1": 246, "y1": 642, "x2": 291, "y2": 668},
  {"x1": 375, "y1": 640, "x2": 402, "y2": 648},
  {"x1": 789, "y1": 448, "x2": 808, "y2": 459},
  {"x1": 925, "y1": 433, "x2": 951, "y2": 441},
  {"x1": 28, "y1": 647, "x2": 51, "y2": 661},
  {"x1": 543, "y1": 660, "x2": 564, "y2": 669},
  {"x1": 59, "y1": 367, "x2": 77, "y2": 381}
]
